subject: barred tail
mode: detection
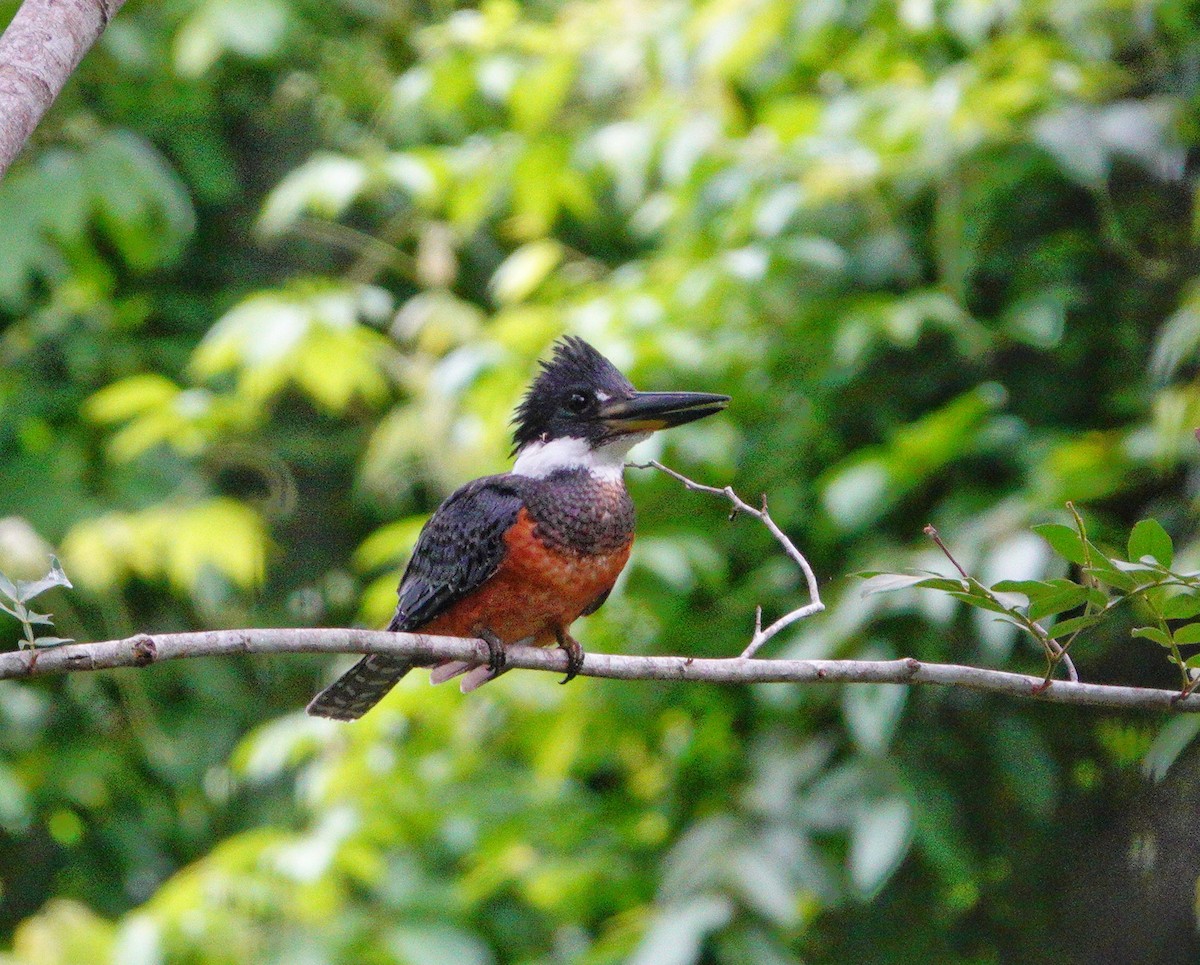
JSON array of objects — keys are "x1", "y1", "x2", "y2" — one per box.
[{"x1": 306, "y1": 654, "x2": 414, "y2": 721}]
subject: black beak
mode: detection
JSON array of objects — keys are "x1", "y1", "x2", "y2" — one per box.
[{"x1": 599, "y1": 391, "x2": 730, "y2": 435}]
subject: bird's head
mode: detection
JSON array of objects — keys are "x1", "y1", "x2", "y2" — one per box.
[{"x1": 511, "y1": 336, "x2": 729, "y2": 479}]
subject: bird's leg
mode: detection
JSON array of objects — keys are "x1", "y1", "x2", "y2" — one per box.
[
  {"x1": 479, "y1": 626, "x2": 507, "y2": 675},
  {"x1": 555, "y1": 628, "x2": 584, "y2": 685}
]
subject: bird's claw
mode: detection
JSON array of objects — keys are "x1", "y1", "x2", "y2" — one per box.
[
  {"x1": 480, "y1": 628, "x2": 507, "y2": 675},
  {"x1": 556, "y1": 632, "x2": 584, "y2": 684}
]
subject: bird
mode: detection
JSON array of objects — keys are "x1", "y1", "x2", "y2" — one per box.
[{"x1": 306, "y1": 336, "x2": 730, "y2": 720}]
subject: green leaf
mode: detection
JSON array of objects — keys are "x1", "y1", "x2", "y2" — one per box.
[
  {"x1": 1084, "y1": 557, "x2": 1138, "y2": 592},
  {"x1": 1026, "y1": 581, "x2": 1091, "y2": 621},
  {"x1": 1163, "y1": 594, "x2": 1200, "y2": 620},
  {"x1": 0, "y1": 571, "x2": 17, "y2": 602},
  {"x1": 1143, "y1": 716, "x2": 1200, "y2": 782},
  {"x1": 915, "y1": 577, "x2": 975, "y2": 593},
  {"x1": 489, "y1": 240, "x2": 563, "y2": 305},
  {"x1": 32, "y1": 637, "x2": 73, "y2": 647},
  {"x1": 946, "y1": 591, "x2": 1012, "y2": 615},
  {"x1": 849, "y1": 797, "x2": 912, "y2": 897},
  {"x1": 859, "y1": 572, "x2": 959, "y2": 596},
  {"x1": 257, "y1": 153, "x2": 367, "y2": 237},
  {"x1": 1128, "y1": 519, "x2": 1173, "y2": 567},
  {"x1": 1031, "y1": 523, "x2": 1087, "y2": 564},
  {"x1": 991, "y1": 579, "x2": 1052, "y2": 595},
  {"x1": 1045, "y1": 613, "x2": 1103, "y2": 639},
  {"x1": 1132, "y1": 626, "x2": 1172, "y2": 647},
  {"x1": 85, "y1": 374, "x2": 180, "y2": 423},
  {"x1": 843, "y1": 683, "x2": 907, "y2": 755},
  {"x1": 1172, "y1": 623, "x2": 1200, "y2": 645},
  {"x1": 629, "y1": 896, "x2": 734, "y2": 965},
  {"x1": 1108, "y1": 559, "x2": 1162, "y2": 574},
  {"x1": 385, "y1": 924, "x2": 495, "y2": 965},
  {"x1": 990, "y1": 590, "x2": 1030, "y2": 609},
  {"x1": 14, "y1": 556, "x2": 73, "y2": 602}
]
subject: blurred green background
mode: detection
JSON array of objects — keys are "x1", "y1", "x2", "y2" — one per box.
[{"x1": 2, "y1": 0, "x2": 1200, "y2": 961}]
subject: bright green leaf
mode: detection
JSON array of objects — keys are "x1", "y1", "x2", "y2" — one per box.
[
  {"x1": 1027, "y1": 581, "x2": 1090, "y2": 621},
  {"x1": 1031, "y1": 524, "x2": 1087, "y2": 565},
  {"x1": 1132, "y1": 626, "x2": 1172, "y2": 647},
  {"x1": 1127, "y1": 519, "x2": 1173, "y2": 567}
]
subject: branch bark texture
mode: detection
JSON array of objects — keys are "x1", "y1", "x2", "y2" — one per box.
[
  {"x1": 7, "y1": 628, "x2": 1200, "y2": 713},
  {"x1": 0, "y1": 0, "x2": 124, "y2": 178}
]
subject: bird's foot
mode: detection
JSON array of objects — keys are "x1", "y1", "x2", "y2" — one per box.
[
  {"x1": 555, "y1": 630, "x2": 584, "y2": 685},
  {"x1": 480, "y1": 627, "x2": 507, "y2": 676}
]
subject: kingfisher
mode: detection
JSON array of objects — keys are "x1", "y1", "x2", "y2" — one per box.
[{"x1": 307, "y1": 336, "x2": 729, "y2": 720}]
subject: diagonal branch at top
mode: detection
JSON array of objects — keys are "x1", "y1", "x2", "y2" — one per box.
[{"x1": 0, "y1": 0, "x2": 125, "y2": 178}]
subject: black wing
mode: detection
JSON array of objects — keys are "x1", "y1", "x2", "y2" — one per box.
[{"x1": 387, "y1": 474, "x2": 526, "y2": 632}]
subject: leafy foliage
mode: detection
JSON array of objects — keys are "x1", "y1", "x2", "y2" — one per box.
[
  {"x1": 863, "y1": 510, "x2": 1200, "y2": 693},
  {"x1": 0, "y1": 558, "x2": 73, "y2": 649}
]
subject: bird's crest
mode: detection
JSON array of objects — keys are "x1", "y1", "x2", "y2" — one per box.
[{"x1": 511, "y1": 336, "x2": 634, "y2": 450}]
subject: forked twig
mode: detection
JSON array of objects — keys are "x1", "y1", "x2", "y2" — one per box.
[
  {"x1": 924, "y1": 525, "x2": 1078, "y2": 685},
  {"x1": 630, "y1": 460, "x2": 824, "y2": 657}
]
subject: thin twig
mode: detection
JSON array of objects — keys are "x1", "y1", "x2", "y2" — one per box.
[
  {"x1": 629, "y1": 460, "x2": 824, "y2": 657},
  {"x1": 3, "y1": 629, "x2": 1199, "y2": 712},
  {"x1": 286, "y1": 217, "x2": 415, "y2": 280},
  {"x1": 924, "y1": 525, "x2": 1079, "y2": 684}
]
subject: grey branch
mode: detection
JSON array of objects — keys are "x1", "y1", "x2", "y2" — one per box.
[
  {"x1": 629, "y1": 460, "x2": 824, "y2": 656},
  {"x1": 0, "y1": 0, "x2": 125, "y2": 178},
  {"x1": 3, "y1": 628, "x2": 1200, "y2": 712}
]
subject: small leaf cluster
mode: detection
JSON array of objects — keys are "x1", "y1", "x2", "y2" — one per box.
[
  {"x1": 862, "y1": 511, "x2": 1200, "y2": 694},
  {"x1": 0, "y1": 558, "x2": 74, "y2": 649}
]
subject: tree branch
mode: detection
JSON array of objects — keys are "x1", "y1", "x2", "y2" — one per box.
[
  {"x1": 5, "y1": 464, "x2": 1187, "y2": 715},
  {"x1": 4, "y1": 628, "x2": 1200, "y2": 712},
  {"x1": 0, "y1": 0, "x2": 125, "y2": 178}
]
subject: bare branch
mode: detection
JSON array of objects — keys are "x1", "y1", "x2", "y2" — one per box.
[
  {"x1": 629, "y1": 460, "x2": 824, "y2": 657},
  {"x1": 0, "y1": 0, "x2": 125, "y2": 179},
  {"x1": 3, "y1": 628, "x2": 1199, "y2": 713}
]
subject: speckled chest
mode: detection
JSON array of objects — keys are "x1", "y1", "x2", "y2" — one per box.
[
  {"x1": 419, "y1": 469, "x2": 635, "y2": 642},
  {"x1": 519, "y1": 469, "x2": 635, "y2": 556}
]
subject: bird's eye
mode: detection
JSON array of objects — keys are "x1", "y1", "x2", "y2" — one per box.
[{"x1": 564, "y1": 391, "x2": 590, "y2": 414}]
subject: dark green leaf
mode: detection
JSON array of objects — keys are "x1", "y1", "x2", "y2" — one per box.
[
  {"x1": 1045, "y1": 613, "x2": 1104, "y2": 639},
  {"x1": 915, "y1": 577, "x2": 975, "y2": 593},
  {"x1": 1027, "y1": 581, "x2": 1091, "y2": 621},
  {"x1": 991, "y1": 579, "x2": 1052, "y2": 596},
  {"x1": 946, "y1": 591, "x2": 1010, "y2": 615},
  {"x1": 1163, "y1": 594, "x2": 1200, "y2": 620}
]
